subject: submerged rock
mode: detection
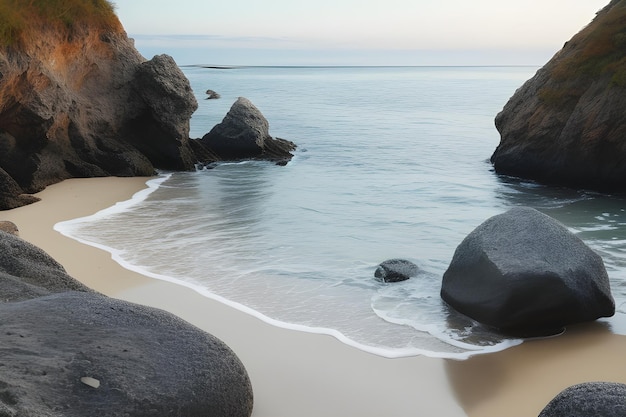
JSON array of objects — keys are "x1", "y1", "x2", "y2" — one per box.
[
  {"x1": 198, "y1": 97, "x2": 296, "y2": 164},
  {"x1": 441, "y1": 207, "x2": 614, "y2": 335},
  {"x1": 206, "y1": 89, "x2": 221, "y2": 99},
  {"x1": 375, "y1": 259, "x2": 419, "y2": 283},
  {"x1": 539, "y1": 382, "x2": 626, "y2": 417},
  {"x1": 491, "y1": 0, "x2": 626, "y2": 190}
]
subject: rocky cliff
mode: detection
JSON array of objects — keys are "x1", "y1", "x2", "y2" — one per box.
[
  {"x1": 491, "y1": 0, "x2": 626, "y2": 190},
  {"x1": 0, "y1": 1, "x2": 199, "y2": 209}
]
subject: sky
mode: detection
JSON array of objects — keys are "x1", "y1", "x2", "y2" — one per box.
[{"x1": 112, "y1": 0, "x2": 610, "y2": 66}]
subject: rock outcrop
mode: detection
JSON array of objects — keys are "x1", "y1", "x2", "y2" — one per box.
[
  {"x1": 199, "y1": 97, "x2": 296, "y2": 165},
  {"x1": 539, "y1": 382, "x2": 626, "y2": 417},
  {"x1": 0, "y1": 4, "x2": 298, "y2": 210},
  {"x1": 441, "y1": 207, "x2": 615, "y2": 335},
  {"x1": 0, "y1": 3, "x2": 199, "y2": 209},
  {"x1": 374, "y1": 259, "x2": 419, "y2": 283},
  {"x1": 0, "y1": 231, "x2": 253, "y2": 416},
  {"x1": 491, "y1": 0, "x2": 626, "y2": 190}
]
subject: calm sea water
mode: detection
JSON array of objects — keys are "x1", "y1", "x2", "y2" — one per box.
[{"x1": 56, "y1": 66, "x2": 626, "y2": 359}]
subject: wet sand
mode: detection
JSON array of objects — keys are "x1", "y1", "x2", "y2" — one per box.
[
  {"x1": 4, "y1": 176, "x2": 626, "y2": 416},
  {"x1": 3, "y1": 177, "x2": 464, "y2": 416}
]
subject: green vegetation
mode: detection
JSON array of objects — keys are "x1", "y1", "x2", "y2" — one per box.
[
  {"x1": 538, "y1": 0, "x2": 626, "y2": 106},
  {"x1": 537, "y1": 87, "x2": 584, "y2": 106},
  {"x1": 0, "y1": 0, "x2": 119, "y2": 46},
  {"x1": 550, "y1": 0, "x2": 626, "y2": 86}
]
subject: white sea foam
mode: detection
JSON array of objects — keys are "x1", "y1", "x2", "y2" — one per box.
[{"x1": 53, "y1": 66, "x2": 626, "y2": 360}]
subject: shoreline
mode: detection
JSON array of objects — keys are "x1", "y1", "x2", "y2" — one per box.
[
  {"x1": 2, "y1": 176, "x2": 466, "y2": 417},
  {"x1": 4, "y1": 176, "x2": 626, "y2": 416}
]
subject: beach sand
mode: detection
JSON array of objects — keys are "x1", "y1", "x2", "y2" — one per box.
[{"x1": 3, "y1": 176, "x2": 626, "y2": 416}]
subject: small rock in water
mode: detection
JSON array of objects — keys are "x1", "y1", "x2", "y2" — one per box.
[
  {"x1": 205, "y1": 89, "x2": 220, "y2": 99},
  {"x1": 375, "y1": 259, "x2": 419, "y2": 283},
  {"x1": 80, "y1": 377, "x2": 100, "y2": 389}
]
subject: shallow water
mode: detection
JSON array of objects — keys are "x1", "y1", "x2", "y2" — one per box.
[{"x1": 56, "y1": 66, "x2": 626, "y2": 359}]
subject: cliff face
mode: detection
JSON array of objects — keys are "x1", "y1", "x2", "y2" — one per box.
[
  {"x1": 491, "y1": 0, "x2": 626, "y2": 190},
  {"x1": 0, "y1": 4, "x2": 198, "y2": 208}
]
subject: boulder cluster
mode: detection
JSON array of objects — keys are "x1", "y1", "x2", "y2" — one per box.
[
  {"x1": 380, "y1": 207, "x2": 615, "y2": 336},
  {"x1": 0, "y1": 21, "x2": 295, "y2": 211},
  {"x1": 379, "y1": 206, "x2": 618, "y2": 413},
  {"x1": 0, "y1": 231, "x2": 253, "y2": 416}
]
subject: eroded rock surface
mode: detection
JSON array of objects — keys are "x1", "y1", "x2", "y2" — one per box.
[
  {"x1": 491, "y1": 0, "x2": 626, "y2": 190},
  {"x1": 0, "y1": 10, "x2": 199, "y2": 209}
]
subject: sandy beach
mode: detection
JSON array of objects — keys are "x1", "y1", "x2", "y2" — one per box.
[{"x1": 4, "y1": 176, "x2": 626, "y2": 416}]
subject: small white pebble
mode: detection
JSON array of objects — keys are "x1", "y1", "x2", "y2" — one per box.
[{"x1": 80, "y1": 376, "x2": 100, "y2": 389}]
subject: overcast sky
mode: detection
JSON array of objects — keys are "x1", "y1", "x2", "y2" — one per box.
[{"x1": 111, "y1": 0, "x2": 609, "y2": 66}]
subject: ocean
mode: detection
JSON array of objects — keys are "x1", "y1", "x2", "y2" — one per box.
[{"x1": 56, "y1": 66, "x2": 626, "y2": 359}]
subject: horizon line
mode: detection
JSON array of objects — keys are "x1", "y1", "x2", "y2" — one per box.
[{"x1": 180, "y1": 64, "x2": 542, "y2": 70}]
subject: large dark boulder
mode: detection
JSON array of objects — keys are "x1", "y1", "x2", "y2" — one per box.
[
  {"x1": 198, "y1": 97, "x2": 296, "y2": 164},
  {"x1": 491, "y1": 0, "x2": 626, "y2": 190},
  {"x1": 126, "y1": 54, "x2": 198, "y2": 171},
  {"x1": 538, "y1": 382, "x2": 626, "y2": 417},
  {"x1": 375, "y1": 259, "x2": 419, "y2": 283},
  {"x1": 0, "y1": 291, "x2": 253, "y2": 417},
  {"x1": 0, "y1": 232, "x2": 253, "y2": 416},
  {"x1": 441, "y1": 207, "x2": 615, "y2": 335}
]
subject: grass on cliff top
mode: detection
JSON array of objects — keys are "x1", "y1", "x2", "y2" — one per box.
[
  {"x1": 0, "y1": 0, "x2": 119, "y2": 46},
  {"x1": 550, "y1": 0, "x2": 626, "y2": 86}
]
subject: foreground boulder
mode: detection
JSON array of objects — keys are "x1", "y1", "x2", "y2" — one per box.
[
  {"x1": 375, "y1": 259, "x2": 419, "y2": 283},
  {"x1": 199, "y1": 97, "x2": 296, "y2": 164},
  {"x1": 538, "y1": 382, "x2": 626, "y2": 417},
  {"x1": 441, "y1": 207, "x2": 614, "y2": 335},
  {"x1": 0, "y1": 231, "x2": 253, "y2": 416},
  {"x1": 491, "y1": 0, "x2": 626, "y2": 190},
  {"x1": 0, "y1": 292, "x2": 253, "y2": 417}
]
